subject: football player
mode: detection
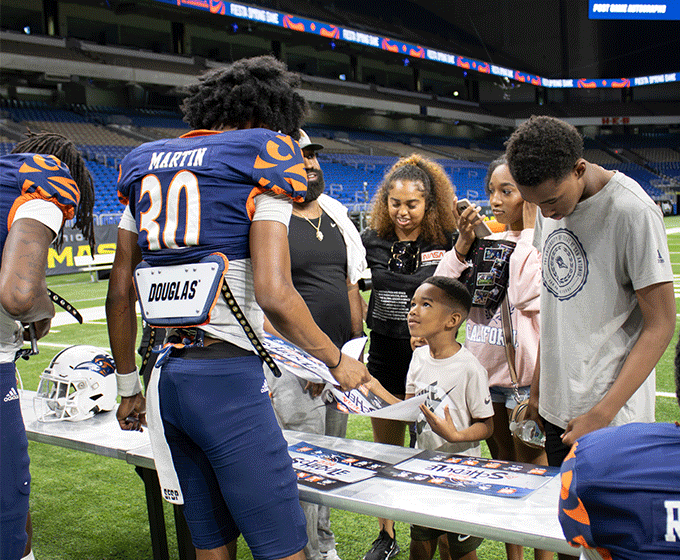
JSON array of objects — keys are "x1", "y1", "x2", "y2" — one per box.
[
  {"x1": 106, "y1": 55, "x2": 370, "y2": 560},
  {"x1": 0, "y1": 131, "x2": 94, "y2": 560}
]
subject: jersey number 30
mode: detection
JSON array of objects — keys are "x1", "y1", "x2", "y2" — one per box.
[{"x1": 139, "y1": 171, "x2": 200, "y2": 251}]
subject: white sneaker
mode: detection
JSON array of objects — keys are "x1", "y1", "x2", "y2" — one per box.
[{"x1": 321, "y1": 549, "x2": 342, "y2": 560}]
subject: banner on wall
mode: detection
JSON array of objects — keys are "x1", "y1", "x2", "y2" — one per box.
[{"x1": 46, "y1": 224, "x2": 118, "y2": 276}]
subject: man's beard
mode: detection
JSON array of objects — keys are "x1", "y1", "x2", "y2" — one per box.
[{"x1": 304, "y1": 168, "x2": 325, "y2": 202}]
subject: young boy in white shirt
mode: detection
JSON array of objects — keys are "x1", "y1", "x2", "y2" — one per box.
[{"x1": 368, "y1": 276, "x2": 494, "y2": 560}]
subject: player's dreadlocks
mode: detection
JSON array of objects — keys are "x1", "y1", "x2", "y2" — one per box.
[
  {"x1": 181, "y1": 55, "x2": 307, "y2": 139},
  {"x1": 11, "y1": 130, "x2": 95, "y2": 252},
  {"x1": 505, "y1": 115, "x2": 584, "y2": 188}
]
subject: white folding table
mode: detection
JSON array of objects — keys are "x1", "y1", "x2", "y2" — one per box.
[{"x1": 22, "y1": 391, "x2": 579, "y2": 559}]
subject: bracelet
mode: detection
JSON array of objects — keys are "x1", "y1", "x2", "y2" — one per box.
[
  {"x1": 116, "y1": 368, "x2": 142, "y2": 397},
  {"x1": 454, "y1": 247, "x2": 467, "y2": 261},
  {"x1": 327, "y1": 349, "x2": 343, "y2": 369}
]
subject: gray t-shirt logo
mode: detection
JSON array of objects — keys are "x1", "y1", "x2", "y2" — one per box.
[{"x1": 542, "y1": 228, "x2": 589, "y2": 300}]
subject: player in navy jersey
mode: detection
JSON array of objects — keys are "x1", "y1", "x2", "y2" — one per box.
[
  {"x1": 106, "y1": 55, "x2": 370, "y2": 560},
  {"x1": 0, "y1": 131, "x2": 94, "y2": 560},
  {"x1": 559, "y1": 338, "x2": 680, "y2": 559}
]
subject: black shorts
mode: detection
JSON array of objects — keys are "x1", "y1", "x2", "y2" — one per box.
[
  {"x1": 542, "y1": 418, "x2": 573, "y2": 467},
  {"x1": 367, "y1": 332, "x2": 412, "y2": 397}
]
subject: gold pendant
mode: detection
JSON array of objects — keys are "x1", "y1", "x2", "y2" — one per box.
[{"x1": 316, "y1": 230, "x2": 324, "y2": 241}]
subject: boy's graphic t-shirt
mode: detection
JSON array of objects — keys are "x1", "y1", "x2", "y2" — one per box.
[{"x1": 406, "y1": 345, "x2": 493, "y2": 456}]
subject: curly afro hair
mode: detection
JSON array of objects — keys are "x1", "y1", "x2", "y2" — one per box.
[
  {"x1": 181, "y1": 55, "x2": 307, "y2": 138},
  {"x1": 368, "y1": 153, "x2": 456, "y2": 246},
  {"x1": 505, "y1": 116, "x2": 583, "y2": 188},
  {"x1": 11, "y1": 130, "x2": 95, "y2": 252}
]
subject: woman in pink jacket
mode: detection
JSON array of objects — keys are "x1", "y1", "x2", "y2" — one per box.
[{"x1": 435, "y1": 156, "x2": 551, "y2": 560}]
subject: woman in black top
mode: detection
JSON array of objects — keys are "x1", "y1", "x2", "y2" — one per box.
[{"x1": 361, "y1": 154, "x2": 456, "y2": 560}]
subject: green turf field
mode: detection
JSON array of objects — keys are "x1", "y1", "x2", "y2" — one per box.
[{"x1": 19, "y1": 219, "x2": 680, "y2": 560}]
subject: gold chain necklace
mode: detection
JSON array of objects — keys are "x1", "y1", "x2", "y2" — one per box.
[{"x1": 297, "y1": 212, "x2": 323, "y2": 241}]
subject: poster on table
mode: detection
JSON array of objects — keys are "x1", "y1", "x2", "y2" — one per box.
[
  {"x1": 262, "y1": 333, "x2": 426, "y2": 421},
  {"x1": 289, "y1": 441, "x2": 390, "y2": 490},
  {"x1": 378, "y1": 450, "x2": 560, "y2": 499}
]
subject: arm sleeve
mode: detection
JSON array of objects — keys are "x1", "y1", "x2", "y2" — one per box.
[
  {"x1": 118, "y1": 204, "x2": 137, "y2": 233},
  {"x1": 404, "y1": 349, "x2": 421, "y2": 395},
  {"x1": 252, "y1": 191, "x2": 293, "y2": 227},
  {"x1": 12, "y1": 199, "x2": 64, "y2": 236},
  {"x1": 624, "y1": 205, "x2": 673, "y2": 290},
  {"x1": 466, "y1": 363, "x2": 494, "y2": 419}
]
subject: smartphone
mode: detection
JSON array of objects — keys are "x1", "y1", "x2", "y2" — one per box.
[{"x1": 456, "y1": 198, "x2": 492, "y2": 238}]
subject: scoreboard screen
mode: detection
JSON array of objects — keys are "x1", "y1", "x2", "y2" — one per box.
[{"x1": 589, "y1": 1, "x2": 680, "y2": 19}]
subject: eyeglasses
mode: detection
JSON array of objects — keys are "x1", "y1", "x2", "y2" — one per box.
[{"x1": 388, "y1": 241, "x2": 421, "y2": 274}]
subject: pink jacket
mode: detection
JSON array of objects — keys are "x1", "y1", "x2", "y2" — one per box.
[{"x1": 435, "y1": 229, "x2": 541, "y2": 388}]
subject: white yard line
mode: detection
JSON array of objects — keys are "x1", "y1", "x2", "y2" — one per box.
[{"x1": 51, "y1": 305, "x2": 107, "y2": 326}]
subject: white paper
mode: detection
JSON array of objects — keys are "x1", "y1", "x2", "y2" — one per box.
[
  {"x1": 341, "y1": 336, "x2": 368, "y2": 361},
  {"x1": 366, "y1": 394, "x2": 428, "y2": 421}
]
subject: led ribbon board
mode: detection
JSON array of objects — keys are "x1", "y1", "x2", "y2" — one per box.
[{"x1": 151, "y1": 0, "x2": 679, "y2": 87}]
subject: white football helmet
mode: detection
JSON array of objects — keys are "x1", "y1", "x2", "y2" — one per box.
[{"x1": 34, "y1": 345, "x2": 117, "y2": 422}]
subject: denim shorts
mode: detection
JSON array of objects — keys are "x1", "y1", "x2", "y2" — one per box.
[{"x1": 489, "y1": 385, "x2": 531, "y2": 409}]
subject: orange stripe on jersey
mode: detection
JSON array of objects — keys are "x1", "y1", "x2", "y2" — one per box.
[
  {"x1": 179, "y1": 129, "x2": 222, "y2": 138},
  {"x1": 563, "y1": 496, "x2": 590, "y2": 526},
  {"x1": 596, "y1": 547, "x2": 613, "y2": 560},
  {"x1": 32, "y1": 154, "x2": 61, "y2": 171},
  {"x1": 47, "y1": 175, "x2": 81, "y2": 205},
  {"x1": 245, "y1": 186, "x2": 268, "y2": 220},
  {"x1": 20, "y1": 179, "x2": 35, "y2": 193},
  {"x1": 287, "y1": 162, "x2": 307, "y2": 180},
  {"x1": 19, "y1": 162, "x2": 40, "y2": 174},
  {"x1": 570, "y1": 535, "x2": 589, "y2": 548},
  {"x1": 560, "y1": 469, "x2": 572, "y2": 500},
  {"x1": 254, "y1": 155, "x2": 278, "y2": 169},
  {"x1": 266, "y1": 139, "x2": 293, "y2": 161},
  {"x1": 564, "y1": 442, "x2": 578, "y2": 462},
  {"x1": 259, "y1": 177, "x2": 271, "y2": 187},
  {"x1": 117, "y1": 190, "x2": 129, "y2": 206},
  {"x1": 269, "y1": 183, "x2": 305, "y2": 203},
  {"x1": 287, "y1": 177, "x2": 308, "y2": 193}
]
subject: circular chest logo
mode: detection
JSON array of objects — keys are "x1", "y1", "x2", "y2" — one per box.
[{"x1": 542, "y1": 229, "x2": 588, "y2": 300}]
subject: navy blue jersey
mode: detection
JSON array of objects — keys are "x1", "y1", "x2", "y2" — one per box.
[
  {"x1": 559, "y1": 422, "x2": 680, "y2": 559},
  {"x1": 117, "y1": 128, "x2": 307, "y2": 265},
  {"x1": 0, "y1": 153, "x2": 79, "y2": 252}
]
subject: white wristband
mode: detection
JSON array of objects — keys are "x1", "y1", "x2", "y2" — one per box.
[{"x1": 116, "y1": 368, "x2": 142, "y2": 397}]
